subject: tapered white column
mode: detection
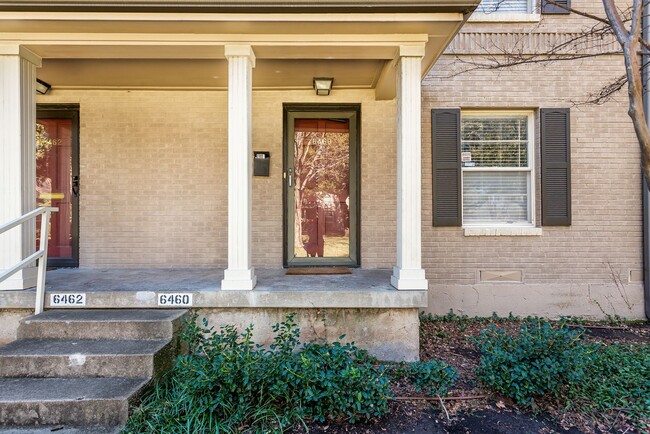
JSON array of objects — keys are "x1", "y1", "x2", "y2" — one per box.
[
  {"x1": 0, "y1": 45, "x2": 40, "y2": 290},
  {"x1": 391, "y1": 46, "x2": 428, "y2": 290},
  {"x1": 222, "y1": 45, "x2": 257, "y2": 290}
]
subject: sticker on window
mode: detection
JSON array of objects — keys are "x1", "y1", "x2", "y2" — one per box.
[
  {"x1": 463, "y1": 162, "x2": 476, "y2": 167},
  {"x1": 461, "y1": 151, "x2": 472, "y2": 162}
]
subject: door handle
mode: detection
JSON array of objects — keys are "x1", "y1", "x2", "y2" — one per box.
[
  {"x1": 72, "y1": 175, "x2": 80, "y2": 197},
  {"x1": 287, "y1": 168, "x2": 293, "y2": 188}
]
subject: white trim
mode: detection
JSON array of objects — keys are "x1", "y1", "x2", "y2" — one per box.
[
  {"x1": 399, "y1": 44, "x2": 426, "y2": 57},
  {"x1": 468, "y1": 13, "x2": 541, "y2": 23},
  {"x1": 464, "y1": 227, "x2": 543, "y2": 236},
  {"x1": 0, "y1": 12, "x2": 464, "y2": 23},
  {"x1": 460, "y1": 110, "x2": 536, "y2": 227}
]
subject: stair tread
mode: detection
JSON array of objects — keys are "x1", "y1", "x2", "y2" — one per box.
[
  {"x1": 22, "y1": 309, "x2": 187, "y2": 323},
  {"x1": 0, "y1": 377, "x2": 149, "y2": 402},
  {"x1": 0, "y1": 339, "x2": 170, "y2": 357}
]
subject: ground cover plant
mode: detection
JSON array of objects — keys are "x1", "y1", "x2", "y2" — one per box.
[
  {"x1": 125, "y1": 311, "x2": 649, "y2": 433},
  {"x1": 565, "y1": 343, "x2": 650, "y2": 429},
  {"x1": 472, "y1": 320, "x2": 595, "y2": 407},
  {"x1": 124, "y1": 313, "x2": 458, "y2": 433},
  {"x1": 416, "y1": 311, "x2": 650, "y2": 433}
]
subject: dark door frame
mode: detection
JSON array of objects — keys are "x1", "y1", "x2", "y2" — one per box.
[
  {"x1": 36, "y1": 104, "x2": 80, "y2": 268},
  {"x1": 282, "y1": 103, "x2": 361, "y2": 267}
]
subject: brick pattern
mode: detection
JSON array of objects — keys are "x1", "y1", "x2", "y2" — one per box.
[
  {"x1": 423, "y1": 0, "x2": 643, "y2": 287},
  {"x1": 39, "y1": 89, "x2": 397, "y2": 269}
]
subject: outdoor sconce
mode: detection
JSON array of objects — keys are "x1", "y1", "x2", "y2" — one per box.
[
  {"x1": 36, "y1": 79, "x2": 51, "y2": 95},
  {"x1": 313, "y1": 77, "x2": 334, "y2": 96}
]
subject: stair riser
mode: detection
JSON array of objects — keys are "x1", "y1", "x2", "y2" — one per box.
[
  {"x1": 18, "y1": 321, "x2": 175, "y2": 340},
  {"x1": 0, "y1": 400, "x2": 129, "y2": 426},
  {"x1": 0, "y1": 355, "x2": 153, "y2": 378},
  {"x1": 0, "y1": 341, "x2": 177, "y2": 379}
]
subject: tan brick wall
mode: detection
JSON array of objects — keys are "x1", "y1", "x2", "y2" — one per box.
[
  {"x1": 423, "y1": 0, "x2": 646, "y2": 318},
  {"x1": 37, "y1": 89, "x2": 397, "y2": 269}
]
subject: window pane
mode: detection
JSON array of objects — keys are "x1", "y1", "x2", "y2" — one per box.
[
  {"x1": 477, "y1": 0, "x2": 529, "y2": 13},
  {"x1": 461, "y1": 115, "x2": 528, "y2": 168},
  {"x1": 293, "y1": 119, "x2": 350, "y2": 259},
  {"x1": 463, "y1": 172, "x2": 530, "y2": 224}
]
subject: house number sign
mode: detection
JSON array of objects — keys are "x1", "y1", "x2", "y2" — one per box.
[
  {"x1": 158, "y1": 293, "x2": 193, "y2": 307},
  {"x1": 50, "y1": 293, "x2": 86, "y2": 306}
]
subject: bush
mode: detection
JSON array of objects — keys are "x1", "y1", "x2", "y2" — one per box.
[
  {"x1": 392, "y1": 360, "x2": 458, "y2": 396},
  {"x1": 566, "y1": 343, "x2": 650, "y2": 428},
  {"x1": 124, "y1": 313, "x2": 391, "y2": 433},
  {"x1": 473, "y1": 320, "x2": 594, "y2": 407}
]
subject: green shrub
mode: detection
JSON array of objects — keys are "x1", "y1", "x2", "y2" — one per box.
[
  {"x1": 473, "y1": 320, "x2": 594, "y2": 407},
  {"x1": 396, "y1": 360, "x2": 458, "y2": 396},
  {"x1": 124, "y1": 313, "x2": 391, "y2": 433},
  {"x1": 566, "y1": 343, "x2": 650, "y2": 427},
  {"x1": 409, "y1": 360, "x2": 458, "y2": 396}
]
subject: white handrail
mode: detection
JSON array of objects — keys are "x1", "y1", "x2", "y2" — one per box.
[{"x1": 0, "y1": 207, "x2": 58, "y2": 314}]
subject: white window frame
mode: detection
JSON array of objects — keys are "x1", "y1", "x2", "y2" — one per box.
[
  {"x1": 460, "y1": 110, "x2": 536, "y2": 229},
  {"x1": 469, "y1": 0, "x2": 540, "y2": 23}
]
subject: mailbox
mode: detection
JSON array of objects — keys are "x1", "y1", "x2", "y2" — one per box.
[{"x1": 253, "y1": 151, "x2": 270, "y2": 177}]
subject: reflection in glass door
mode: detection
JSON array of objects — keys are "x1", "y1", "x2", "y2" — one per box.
[
  {"x1": 36, "y1": 108, "x2": 79, "y2": 267},
  {"x1": 284, "y1": 106, "x2": 359, "y2": 267}
]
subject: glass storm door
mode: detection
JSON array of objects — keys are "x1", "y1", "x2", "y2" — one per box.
[
  {"x1": 36, "y1": 108, "x2": 80, "y2": 267},
  {"x1": 284, "y1": 106, "x2": 359, "y2": 267}
]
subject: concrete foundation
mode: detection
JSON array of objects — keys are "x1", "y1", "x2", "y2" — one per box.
[
  {"x1": 199, "y1": 308, "x2": 420, "y2": 362},
  {"x1": 0, "y1": 310, "x2": 32, "y2": 344},
  {"x1": 428, "y1": 283, "x2": 646, "y2": 320}
]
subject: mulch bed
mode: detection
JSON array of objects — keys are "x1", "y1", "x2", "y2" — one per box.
[{"x1": 292, "y1": 318, "x2": 650, "y2": 434}]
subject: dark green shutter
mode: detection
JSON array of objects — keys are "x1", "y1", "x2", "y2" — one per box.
[
  {"x1": 541, "y1": 108, "x2": 571, "y2": 226},
  {"x1": 432, "y1": 109, "x2": 461, "y2": 226},
  {"x1": 542, "y1": 0, "x2": 570, "y2": 14}
]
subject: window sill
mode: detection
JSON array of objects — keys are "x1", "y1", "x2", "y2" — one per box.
[
  {"x1": 468, "y1": 13, "x2": 541, "y2": 23},
  {"x1": 464, "y1": 227, "x2": 543, "y2": 237}
]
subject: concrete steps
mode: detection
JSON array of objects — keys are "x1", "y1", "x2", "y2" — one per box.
[
  {"x1": 0, "y1": 309, "x2": 187, "y2": 430},
  {"x1": 0, "y1": 339, "x2": 173, "y2": 378}
]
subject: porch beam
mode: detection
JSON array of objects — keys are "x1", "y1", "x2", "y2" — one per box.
[
  {"x1": 222, "y1": 44, "x2": 257, "y2": 291},
  {"x1": 0, "y1": 44, "x2": 40, "y2": 290},
  {"x1": 391, "y1": 44, "x2": 428, "y2": 291}
]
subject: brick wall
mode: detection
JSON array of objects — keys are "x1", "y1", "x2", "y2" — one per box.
[
  {"x1": 38, "y1": 89, "x2": 397, "y2": 269},
  {"x1": 421, "y1": 0, "x2": 646, "y2": 318}
]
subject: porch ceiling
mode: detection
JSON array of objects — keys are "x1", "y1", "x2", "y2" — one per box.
[{"x1": 0, "y1": 9, "x2": 476, "y2": 98}]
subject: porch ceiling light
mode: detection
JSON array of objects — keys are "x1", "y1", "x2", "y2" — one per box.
[
  {"x1": 313, "y1": 77, "x2": 334, "y2": 96},
  {"x1": 36, "y1": 79, "x2": 51, "y2": 95}
]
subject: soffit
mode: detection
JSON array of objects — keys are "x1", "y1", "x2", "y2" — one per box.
[
  {"x1": 0, "y1": 11, "x2": 475, "y2": 97},
  {"x1": 38, "y1": 58, "x2": 385, "y2": 89}
]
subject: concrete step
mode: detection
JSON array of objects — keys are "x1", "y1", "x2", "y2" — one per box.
[
  {"x1": 18, "y1": 309, "x2": 188, "y2": 340},
  {"x1": 0, "y1": 377, "x2": 148, "y2": 426},
  {"x1": 0, "y1": 339, "x2": 174, "y2": 378}
]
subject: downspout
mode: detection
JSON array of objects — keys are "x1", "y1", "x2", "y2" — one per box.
[{"x1": 641, "y1": 2, "x2": 650, "y2": 320}]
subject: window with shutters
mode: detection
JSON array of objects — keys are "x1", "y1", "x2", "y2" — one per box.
[{"x1": 461, "y1": 111, "x2": 535, "y2": 226}]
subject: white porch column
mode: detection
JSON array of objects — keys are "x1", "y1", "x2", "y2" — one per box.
[
  {"x1": 391, "y1": 45, "x2": 428, "y2": 291},
  {"x1": 221, "y1": 45, "x2": 257, "y2": 290},
  {"x1": 0, "y1": 45, "x2": 41, "y2": 290}
]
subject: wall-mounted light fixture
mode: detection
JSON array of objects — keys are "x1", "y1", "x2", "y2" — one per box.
[
  {"x1": 36, "y1": 79, "x2": 51, "y2": 95},
  {"x1": 313, "y1": 77, "x2": 333, "y2": 96}
]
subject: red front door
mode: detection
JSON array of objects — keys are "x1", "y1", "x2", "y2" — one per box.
[{"x1": 36, "y1": 108, "x2": 79, "y2": 267}]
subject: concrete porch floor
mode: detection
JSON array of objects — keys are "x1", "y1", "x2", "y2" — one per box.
[{"x1": 0, "y1": 268, "x2": 427, "y2": 310}]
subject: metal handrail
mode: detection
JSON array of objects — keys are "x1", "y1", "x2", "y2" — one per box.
[{"x1": 0, "y1": 207, "x2": 58, "y2": 314}]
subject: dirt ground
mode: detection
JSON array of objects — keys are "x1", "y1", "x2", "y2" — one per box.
[{"x1": 293, "y1": 317, "x2": 650, "y2": 434}]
